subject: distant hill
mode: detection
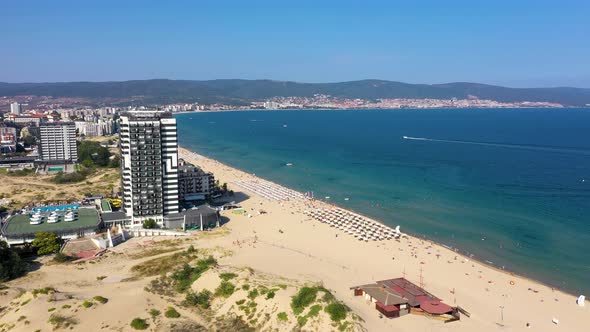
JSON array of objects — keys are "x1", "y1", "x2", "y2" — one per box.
[{"x1": 1, "y1": 79, "x2": 590, "y2": 106}]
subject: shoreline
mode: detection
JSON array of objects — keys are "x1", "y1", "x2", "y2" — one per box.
[
  {"x1": 172, "y1": 106, "x2": 590, "y2": 115},
  {"x1": 178, "y1": 146, "x2": 581, "y2": 298}
]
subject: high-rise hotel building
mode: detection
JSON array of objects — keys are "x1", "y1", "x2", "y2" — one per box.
[
  {"x1": 39, "y1": 122, "x2": 78, "y2": 162},
  {"x1": 119, "y1": 111, "x2": 179, "y2": 225}
]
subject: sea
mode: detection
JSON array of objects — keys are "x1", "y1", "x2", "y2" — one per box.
[{"x1": 175, "y1": 109, "x2": 590, "y2": 295}]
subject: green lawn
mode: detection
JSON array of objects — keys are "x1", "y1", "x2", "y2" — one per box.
[{"x1": 3, "y1": 208, "x2": 100, "y2": 236}]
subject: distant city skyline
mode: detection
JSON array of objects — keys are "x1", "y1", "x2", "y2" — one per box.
[{"x1": 1, "y1": 0, "x2": 589, "y2": 88}]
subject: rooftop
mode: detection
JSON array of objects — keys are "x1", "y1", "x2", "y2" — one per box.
[
  {"x1": 2, "y1": 208, "x2": 100, "y2": 237},
  {"x1": 121, "y1": 110, "x2": 172, "y2": 120},
  {"x1": 377, "y1": 278, "x2": 441, "y2": 307},
  {"x1": 100, "y1": 211, "x2": 129, "y2": 223},
  {"x1": 166, "y1": 204, "x2": 218, "y2": 218},
  {"x1": 350, "y1": 283, "x2": 408, "y2": 306},
  {"x1": 352, "y1": 277, "x2": 454, "y2": 316}
]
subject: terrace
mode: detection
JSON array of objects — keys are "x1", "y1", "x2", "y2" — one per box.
[{"x1": 2, "y1": 208, "x2": 101, "y2": 244}]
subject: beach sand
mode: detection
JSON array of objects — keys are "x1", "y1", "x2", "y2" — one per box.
[
  {"x1": 179, "y1": 147, "x2": 589, "y2": 331},
  {"x1": 1, "y1": 148, "x2": 587, "y2": 331}
]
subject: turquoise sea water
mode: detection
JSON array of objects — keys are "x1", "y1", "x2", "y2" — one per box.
[{"x1": 176, "y1": 109, "x2": 590, "y2": 294}]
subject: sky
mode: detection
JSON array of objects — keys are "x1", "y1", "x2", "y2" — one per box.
[{"x1": 1, "y1": 0, "x2": 589, "y2": 87}]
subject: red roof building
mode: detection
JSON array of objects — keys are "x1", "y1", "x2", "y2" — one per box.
[{"x1": 351, "y1": 277, "x2": 456, "y2": 319}]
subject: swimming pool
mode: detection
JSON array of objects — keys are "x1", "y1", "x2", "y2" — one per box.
[{"x1": 32, "y1": 204, "x2": 80, "y2": 212}]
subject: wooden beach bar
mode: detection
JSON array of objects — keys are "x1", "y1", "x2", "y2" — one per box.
[{"x1": 351, "y1": 277, "x2": 460, "y2": 322}]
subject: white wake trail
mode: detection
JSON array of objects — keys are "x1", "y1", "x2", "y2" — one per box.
[{"x1": 402, "y1": 136, "x2": 590, "y2": 155}]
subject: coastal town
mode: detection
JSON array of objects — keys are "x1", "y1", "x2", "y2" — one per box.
[{"x1": 1, "y1": 92, "x2": 565, "y2": 117}]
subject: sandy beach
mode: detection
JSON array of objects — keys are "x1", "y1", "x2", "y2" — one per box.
[
  {"x1": 1, "y1": 147, "x2": 587, "y2": 331},
  {"x1": 178, "y1": 146, "x2": 589, "y2": 331}
]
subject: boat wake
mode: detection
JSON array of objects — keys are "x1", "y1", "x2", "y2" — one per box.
[{"x1": 402, "y1": 136, "x2": 590, "y2": 155}]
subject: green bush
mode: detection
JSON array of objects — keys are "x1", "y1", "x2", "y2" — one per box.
[
  {"x1": 148, "y1": 308, "x2": 160, "y2": 317},
  {"x1": 32, "y1": 287, "x2": 56, "y2": 296},
  {"x1": 266, "y1": 290, "x2": 276, "y2": 300},
  {"x1": 130, "y1": 318, "x2": 149, "y2": 330},
  {"x1": 93, "y1": 296, "x2": 108, "y2": 304},
  {"x1": 6, "y1": 168, "x2": 35, "y2": 177},
  {"x1": 81, "y1": 300, "x2": 93, "y2": 308},
  {"x1": 53, "y1": 252, "x2": 75, "y2": 263},
  {"x1": 108, "y1": 155, "x2": 121, "y2": 168},
  {"x1": 247, "y1": 288, "x2": 259, "y2": 300},
  {"x1": 214, "y1": 281, "x2": 236, "y2": 298},
  {"x1": 51, "y1": 168, "x2": 93, "y2": 184},
  {"x1": 164, "y1": 306, "x2": 180, "y2": 318},
  {"x1": 219, "y1": 272, "x2": 238, "y2": 281},
  {"x1": 170, "y1": 256, "x2": 217, "y2": 292},
  {"x1": 297, "y1": 316, "x2": 308, "y2": 327},
  {"x1": 325, "y1": 302, "x2": 348, "y2": 322},
  {"x1": 142, "y1": 218, "x2": 157, "y2": 229},
  {"x1": 48, "y1": 314, "x2": 77, "y2": 329},
  {"x1": 184, "y1": 289, "x2": 212, "y2": 309},
  {"x1": 277, "y1": 312, "x2": 288, "y2": 322},
  {"x1": 308, "y1": 304, "x2": 322, "y2": 318},
  {"x1": 235, "y1": 299, "x2": 246, "y2": 305},
  {"x1": 291, "y1": 287, "x2": 318, "y2": 315}
]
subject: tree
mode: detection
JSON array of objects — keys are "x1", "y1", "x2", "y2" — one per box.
[
  {"x1": 108, "y1": 155, "x2": 121, "y2": 168},
  {"x1": 221, "y1": 183, "x2": 228, "y2": 193},
  {"x1": 32, "y1": 232, "x2": 61, "y2": 255},
  {"x1": 0, "y1": 240, "x2": 27, "y2": 281},
  {"x1": 22, "y1": 135, "x2": 36, "y2": 146},
  {"x1": 77, "y1": 141, "x2": 112, "y2": 167},
  {"x1": 15, "y1": 143, "x2": 25, "y2": 153},
  {"x1": 142, "y1": 218, "x2": 157, "y2": 229}
]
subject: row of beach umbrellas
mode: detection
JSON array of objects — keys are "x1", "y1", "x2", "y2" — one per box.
[
  {"x1": 234, "y1": 180, "x2": 305, "y2": 201},
  {"x1": 306, "y1": 208, "x2": 401, "y2": 242}
]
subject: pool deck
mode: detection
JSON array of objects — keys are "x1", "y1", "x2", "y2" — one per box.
[{"x1": 2, "y1": 208, "x2": 100, "y2": 236}]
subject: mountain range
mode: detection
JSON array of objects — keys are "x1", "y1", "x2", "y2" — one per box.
[{"x1": 1, "y1": 79, "x2": 590, "y2": 106}]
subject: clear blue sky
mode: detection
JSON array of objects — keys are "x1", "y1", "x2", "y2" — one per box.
[{"x1": 1, "y1": 0, "x2": 589, "y2": 87}]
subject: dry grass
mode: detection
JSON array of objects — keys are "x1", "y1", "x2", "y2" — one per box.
[
  {"x1": 0, "y1": 167, "x2": 121, "y2": 209},
  {"x1": 128, "y1": 247, "x2": 181, "y2": 260},
  {"x1": 131, "y1": 250, "x2": 200, "y2": 277}
]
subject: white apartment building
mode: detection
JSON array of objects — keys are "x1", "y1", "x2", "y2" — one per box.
[
  {"x1": 10, "y1": 102, "x2": 21, "y2": 115},
  {"x1": 119, "y1": 111, "x2": 179, "y2": 226},
  {"x1": 38, "y1": 122, "x2": 78, "y2": 162}
]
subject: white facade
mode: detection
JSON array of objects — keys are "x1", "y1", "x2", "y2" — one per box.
[
  {"x1": 39, "y1": 123, "x2": 78, "y2": 162},
  {"x1": 119, "y1": 111, "x2": 179, "y2": 225},
  {"x1": 75, "y1": 121, "x2": 103, "y2": 137},
  {"x1": 10, "y1": 102, "x2": 21, "y2": 115}
]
